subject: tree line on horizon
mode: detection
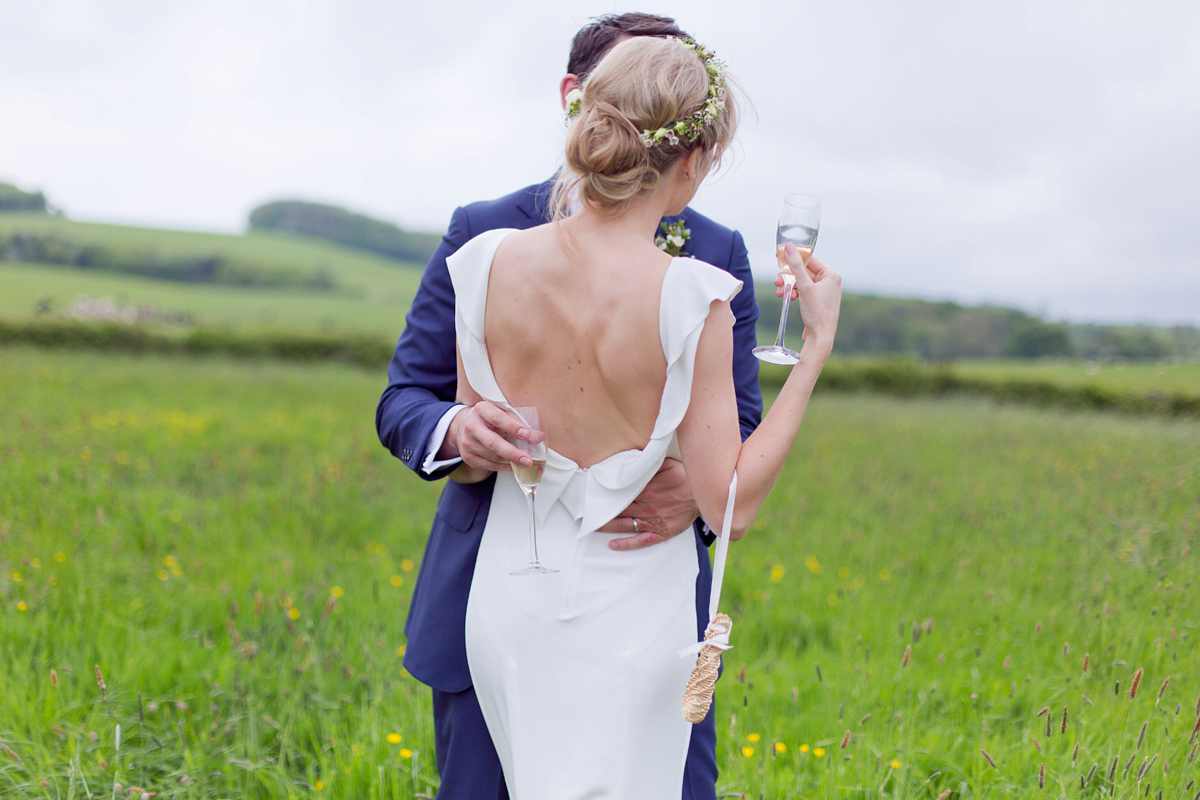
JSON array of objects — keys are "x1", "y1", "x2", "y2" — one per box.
[
  {"x1": 3, "y1": 181, "x2": 1196, "y2": 361},
  {"x1": 248, "y1": 200, "x2": 441, "y2": 265},
  {"x1": 757, "y1": 288, "x2": 1200, "y2": 361}
]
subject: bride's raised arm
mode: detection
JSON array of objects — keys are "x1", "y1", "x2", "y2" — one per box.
[{"x1": 678, "y1": 247, "x2": 842, "y2": 538}]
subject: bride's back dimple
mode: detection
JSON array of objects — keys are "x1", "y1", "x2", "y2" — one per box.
[{"x1": 484, "y1": 230, "x2": 671, "y2": 468}]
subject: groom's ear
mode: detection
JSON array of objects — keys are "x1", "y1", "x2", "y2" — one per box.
[{"x1": 559, "y1": 74, "x2": 582, "y2": 109}]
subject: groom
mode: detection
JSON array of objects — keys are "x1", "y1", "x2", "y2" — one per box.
[{"x1": 376, "y1": 13, "x2": 761, "y2": 800}]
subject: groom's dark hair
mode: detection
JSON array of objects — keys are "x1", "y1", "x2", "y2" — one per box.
[{"x1": 567, "y1": 13, "x2": 689, "y2": 79}]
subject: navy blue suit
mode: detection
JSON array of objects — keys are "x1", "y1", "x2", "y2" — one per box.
[{"x1": 376, "y1": 180, "x2": 762, "y2": 799}]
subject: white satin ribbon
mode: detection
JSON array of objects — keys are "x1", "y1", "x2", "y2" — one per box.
[
  {"x1": 679, "y1": 470, "x2": 738, "y2": 659},
  {"x1": 677, "y1": 629, "x2": 733, "y2": 657}
]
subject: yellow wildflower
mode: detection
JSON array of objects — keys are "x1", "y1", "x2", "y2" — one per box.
[
  {"x1": 401, "y1": 559, "x2": 414, "y2": 572},
  {"x1": 769, "y1": 565, "x2": 785, "y2": 583},
  {"x1": 331, "y1": 586, "x2": 345, "y2": 598},
  {"x1": 390, "y1": 575, "x2": 404, "y2": 587},
  {"x1": 891, "y1": 759, "x2": 901, "y2": 768},
  {"x1": 400, "y1": 748, "x2": 413, "y2": 759},
  {"x1": 54, "y1": 552, "x2": 66, "y2": 562},
  {"x1": 746, "y1": 733, "x2": 761, "y2": 743},
  {"x1": 288, "y1": 608, "x2": 301, "y2": 620},
  {"x1": 813, "y1": 747, "x2": 826, "y2": 757},
  {"x1": 774, "y1": 742, "x2": 787, "y2": 754},
  {"x1": 386, "y1": 733, "x2": 403, "y2": 744},
  {"x1": 315, "y1": 779, "x2": 325, "y2": 790},
  {"x1": 805, "y1": 555, "x2": 821, "y2": 574},
  {"x1": 17, "y1": 601, "x2": 28, "y2": 612},
  {"x1": 741, "y1": 746, "x2": 754, "y2": 757}
]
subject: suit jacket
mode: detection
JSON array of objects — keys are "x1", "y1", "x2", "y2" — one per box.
[{"x1": 376, "y1": 180, "x2": 762, "y2": 692}]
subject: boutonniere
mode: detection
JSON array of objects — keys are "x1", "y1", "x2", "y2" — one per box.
[
  {"x1": 655, "y1": 219, "x2": 691, "y2": 257},
  {"x1": 564, "y1": 88, "x2": 584, "y2": 122}
]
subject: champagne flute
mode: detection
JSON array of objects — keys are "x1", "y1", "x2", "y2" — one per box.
[
  {"x1": 753, "y1": 193, "x2": 820, "y2": 365},
  {"x1": 507, "y1": 406, "x2": 557, "y2": 576}
]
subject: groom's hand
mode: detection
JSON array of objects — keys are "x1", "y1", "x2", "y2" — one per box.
[
  {"x1": 601, "y1": 458, "x2": 699, "y2": 551},
  {"x1": 441, "y1": 401, "x2": 540, "y2": 472}
]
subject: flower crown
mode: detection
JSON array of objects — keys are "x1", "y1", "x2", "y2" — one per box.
[{"x1": 564, "y1": 37, "x2": 729, "y2": 149}]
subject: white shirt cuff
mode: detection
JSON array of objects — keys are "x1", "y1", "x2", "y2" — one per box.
[{"x1": 420, "y1": 404, "x2": 467, "y2": 475}]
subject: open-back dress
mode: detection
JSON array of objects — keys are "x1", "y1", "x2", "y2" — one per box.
[{"x1": 449, "y1": 228, "x2": 741, "y2": 800}]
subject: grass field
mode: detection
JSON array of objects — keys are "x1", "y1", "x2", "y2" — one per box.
[
  {"x1": 2, "y1": 347, "x2": 1198, "y2": 798},
  {"x1": 0, "y1": 214, "x2": 424, "y2": 336},
  {"x1": 0, "y1": 262, "x2": 419, "y2": 338},
  {"x1": 949, "y1": 359, "x2": 1200, "y2": 394}
]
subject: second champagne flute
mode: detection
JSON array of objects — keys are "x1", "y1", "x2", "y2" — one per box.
[
  {"x1": 507, "y1": 406, "x2": 557, "y2": 576},
  {"x1": 753, "y1": 193, "x2": 820, "y2": 365}
]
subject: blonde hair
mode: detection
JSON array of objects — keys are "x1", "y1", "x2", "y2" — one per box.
[{"x1": 552, "y1": 36, "x2": 739, "y2": 220}]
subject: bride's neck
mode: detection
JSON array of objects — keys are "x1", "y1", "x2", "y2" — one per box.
[{"x1": 564, "y1": 188, "x2": 681, "y2": 245}]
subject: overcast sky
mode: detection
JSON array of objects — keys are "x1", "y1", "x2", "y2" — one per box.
[{"x1": 3, "y1": 0, "x2": 1199, "y2": 325}]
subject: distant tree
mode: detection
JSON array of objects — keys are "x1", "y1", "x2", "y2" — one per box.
[
  {"x1": 0, "y1": 182, "x2": 49, "y2": 212},
  {"x1": 1003, "y1": 319, "x2": 1073, "y2": 357},
  {"x1": 761, "y1": 287, "x2": 1188, "y2": 361},
  {"x1": 248, "y1": 200, "x2": 440, "y2": 264}
]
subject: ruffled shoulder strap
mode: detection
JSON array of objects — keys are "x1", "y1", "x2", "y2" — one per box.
[
  {"x1": 446, "y1": 228, "x2": 519, "y2": 404},
  {"x1": 651, "y1": 258, "x2": 743, "y2": 438}
]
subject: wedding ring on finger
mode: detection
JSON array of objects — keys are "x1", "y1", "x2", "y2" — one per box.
[{"x1": 632, "y1": 518, "x2": 640, "y2": 533}]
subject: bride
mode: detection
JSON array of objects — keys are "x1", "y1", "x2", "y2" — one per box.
[{"x1": 448, "y1": 35, "x2": 841, "y2": 799}]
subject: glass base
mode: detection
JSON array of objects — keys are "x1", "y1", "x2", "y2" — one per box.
[
  {"x1": 753, "y1": 345, "x2": 802, "y2": 365},
  {"x1": 510, "y1": 563, "x2": 559, "y2": 576}
]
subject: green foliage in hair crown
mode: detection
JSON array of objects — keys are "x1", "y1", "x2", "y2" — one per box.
[
  {"x1": 562, "y1": 37, "x2": 728, "y2": 148},
  {"x1": 639, "y1": 38, "x2": 728, "y2": 148}
]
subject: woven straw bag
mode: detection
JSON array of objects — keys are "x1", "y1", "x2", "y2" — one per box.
[{"x1": 680, "y1": 473, "x2": 738, "y2": 723}]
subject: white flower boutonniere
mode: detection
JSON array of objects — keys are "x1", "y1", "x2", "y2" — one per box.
[
  {"x1": 655, "y1": 219, "x2": 691, "y2": 257},
  {"x1": 565, "y1": 89, "x2": 584, "y2": 122}
]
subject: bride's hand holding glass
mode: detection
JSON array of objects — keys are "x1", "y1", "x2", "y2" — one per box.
[{"x1": 783, "y1": 244, "x2": 842, "y2": 356}]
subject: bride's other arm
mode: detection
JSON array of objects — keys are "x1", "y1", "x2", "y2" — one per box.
[{"x1": 678, "y1": 247, "x2": 841, "y2": 538}]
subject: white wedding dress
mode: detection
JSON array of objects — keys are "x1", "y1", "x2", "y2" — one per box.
[{"x1": 449, "y1": 229, "x2": 741, "y2": 800}]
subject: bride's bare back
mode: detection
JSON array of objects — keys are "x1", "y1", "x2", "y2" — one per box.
[{"x1": 482, "y1": 223, "x2": 674, "y2": 468}]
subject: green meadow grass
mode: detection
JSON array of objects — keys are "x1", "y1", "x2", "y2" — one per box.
[
  {"x1": 1, "y1": 347, "x2": 1198, "y2": 798},
  {"x1": 949, "y1": 359, "x2": 1200, "y2": 394}
]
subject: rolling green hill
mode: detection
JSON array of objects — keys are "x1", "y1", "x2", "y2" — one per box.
[{"x1": 0, "y1": 214, "x2": 425, "y2": 337}]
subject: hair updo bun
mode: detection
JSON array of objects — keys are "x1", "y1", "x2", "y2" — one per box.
[{"x1": 553, "y1": 36, "x2": 739, "y2": 219}]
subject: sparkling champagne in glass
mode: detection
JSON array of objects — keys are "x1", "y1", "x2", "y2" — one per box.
[
  {"x1": 753, "y1": 193, "x2": 820, "y2": 365},
  {"x1": 507, "y1": 406, "x2": 557, "y2": 576}
]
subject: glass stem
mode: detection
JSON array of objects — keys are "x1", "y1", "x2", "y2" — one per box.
[
  {"x1": 774, "y1": 276, "x2": 797, "y2": 349},
  {"x1": 526, "y1": 491, "x2": 540, "y2": 566}
]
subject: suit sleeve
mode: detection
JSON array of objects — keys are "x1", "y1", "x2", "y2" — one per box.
[
  {"x1": 375, "y1": 207, "x2": 472, "y2": 480},
  {"x1": 726, "y1": 229, "x2": 763, "y2": 442}
]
